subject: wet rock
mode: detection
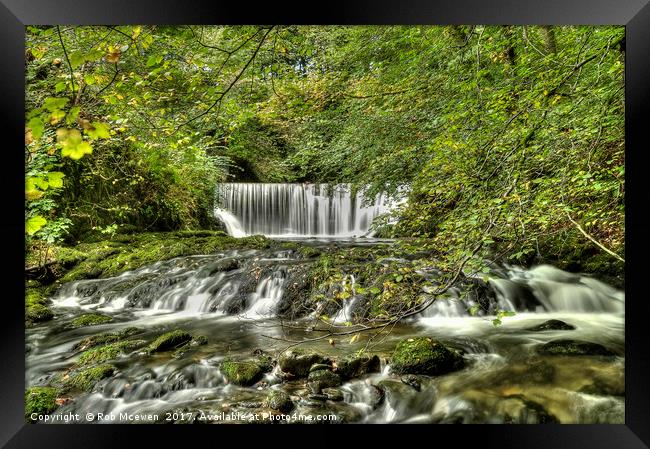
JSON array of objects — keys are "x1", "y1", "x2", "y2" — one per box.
[
  {"x1": 190, "y1": 335, "x2": 208, "y2": 346},
  {"x1": 220, "y1": 359, "x2": 265, "y2": 386},
  {"x1": 63, "y1": 364, "x2": 116, "y2": 392},
  {"x1": 309, "y1": 363, "x2": 332, "y2": 373},
  {"x1": 307, "y1": 393, "x2": 329, "y2": 402},
  {"x1": 538, "y1": 339, "x2": 616, "y2": 356},
  {"x1": 70, "y1": 313, "x2": 112, "y2": 328},
  {"x1": 26, "y1": 304, "x2": 54, "y2": 324},
  {"x1": 391, "y1": 337, "x2": 464, "y2": 375},
  {"x1": 322, "y1": 388, "x2": 344, "y2": 402},
  {"x1": 335, "y1": 353, "x2": 380, "y2": 379},
  {"x1": 527, "y1": 319, "x2": 576, "y2": 332},
  {"x1": 73, "y1": 327, "x2": 143, "y2": 352},
  {"x1": 25, "y1": 386, "x2": 59, "y2": 422},
  {"x1": 307, "y1": 369, "x2": 342, "y2": 393},
  {"x1": 499, "y1": 395, "x2": 559, "y2": 424},
  {"x1": 268, "y1": 390, "x2": 294, "y2": 413},
  {"x1": 147, "y1": 330, "x2": 192, "y2": 353},
  {"x1": 400, "y1": 374, "x2": 421, "y2": 391},
  {"x1": 278, "y1": 350, "x2": 330, "y2": 378}
]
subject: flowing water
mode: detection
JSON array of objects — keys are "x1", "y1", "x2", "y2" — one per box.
[{"x1": 26, "y1": 185, "x2": 624, "y2": 424}]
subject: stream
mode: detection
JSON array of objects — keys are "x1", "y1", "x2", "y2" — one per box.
[{"x1": 25, "y1": 184, "x2": 625, "y2": 424}]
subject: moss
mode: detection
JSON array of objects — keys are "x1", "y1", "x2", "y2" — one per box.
[
  {"x1": 336, "y1": 354, "x2": 381, "y2": 379},
  {"x1": 26, "y1": 304, "x2": 54, "y2": 323},
  {"x1": 71, "y1": 313, "x2": 113, "y2": 328},
  {"x1": 64, "y1": 364, "x2": 115, "y2": 392},
  {"x1": 220, "y1": 359, "x2": 264, "y2": 386},
  {"x1": 391, "y1": 337, "x2": 464, "y2": 375},
  {"x1": 538, "y1": 339, "x2": 616, "y2": 356},
  {"x1": 73, "y1": 327, "x2": 142, "y2": 351},
  {"x1": 307, "y1": 369, "x2": 342, "y2": 392},
  {"x1": 147, "y1": 330, "x2": 192, "y2": 353},
  {"x1": 77, "y1": 340, "x2": 146, "y2": 366},
  {"x1": 268, "y1": 390, "x2": 294, "y2": 413},
  {"x1": 25, "y1": 386, "x2": 59, "y2": 421}
]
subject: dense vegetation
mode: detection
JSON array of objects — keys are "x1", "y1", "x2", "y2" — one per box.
[{"x1": 25, "y1": 25, "x2": 625, "y2": 279}]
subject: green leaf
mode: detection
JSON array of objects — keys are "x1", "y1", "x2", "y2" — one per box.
[
  {"x1": 43, "y1": 97, "x2": 68, "y2": 112},
  {"x1": 27, "y1": 117, "x2": 44, "y2": 140},
  {"x1": 84, "y1": 74, "x2": 96, "y2": 85},
  {"x1": 86, "y1": 122, "x2": 110, "y2": 139},
  {"x1": 146, "y1": 54, "x2": 163, "y2": 67},
  {"x1": 369, "y1": 287, "x2": 381, "y2": 295},
  {"x1": 54, "y1": 82, "x2": 67, "y2": 93},
  {"x1": 58, "y1": 129, "x2": 93, "y2": 159},
  {"x1": 69, "y1": 51, "x2": 85, "y2": 69},
  {"x1": 26, "y1": 216, "x2": 47, "y2": 235},
  {"x1": 47, "y1": 172, "x2": 65, "y2": 188},
  {"x1": 66, "y1": 106, "x2": 81, "y2": 125}
]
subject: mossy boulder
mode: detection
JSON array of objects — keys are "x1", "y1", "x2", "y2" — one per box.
[
  {"x1": 278, "y1": 350, "x2": 330, "y2": 378},
  {"x1": 73, "y1": 327, "x2": 142, "y2": 351},
  {"x1": 307, "y1": 369, "x2": 342, "y2": 393},
  {"x1": 538, "y1": 339, "x2": 616, "y2": 356},
  {"x1": 25, "y1": 386, "x2": 59, "y2": 421},
  {"x1": 77, "y1": 340, "x2": 147, "y2": 366},
  {"x1": 26, "y1": 304, "x2": 54, "y2": 323},
  {"x1": 71, "y1": 313, "x2": 113, "y2": 328},
  {"x1": 526, "y1": 319, "x2": 576, "y2": 332},
  {"x1": 220, "y1": 359, "x2": 264, "y2": 386},
  {"x1": 267, "y1": 390, "x2": 294, "y2": 413},
  {"x1": 64, "y1": 364, "x2": 115, "y2": 392},
  {"x1": 147, "y1": 330, "x2": 192, "y2": 353},
  {"x1": 391, "y1": 337, "x2": 464, "y2": 375},
  {"x1": 335, "y1": 353, "x2": 380, "y2": 379}
]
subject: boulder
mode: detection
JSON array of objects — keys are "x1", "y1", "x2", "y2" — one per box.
[
  {"x1": 526, "y1": 319, "x2": 575, "y2": 332},
  {"x1": 220, "y1": 359, "x2": 265, "y2": 386},
  {"x1": 268, "y1": 390, "x2": 294, "y2": 413},
  {"x1": 335, "y1": 353, "x2": 380, "y2": 379},
  {"x1": 307, "y1": 369, "x2": 342, "y2": 393},
  {"x1": 538, "y1": 339, "x2": 616, "y2": 356},
  {"x1": 390, "y1": 337, "x2": 464, "y2": 375},
  {"x1": 147, "y1": 330, "x2": 192, "y2": 353},
  {"x1": 278, "y1": 350, "x2": 330, "y2": 378}
]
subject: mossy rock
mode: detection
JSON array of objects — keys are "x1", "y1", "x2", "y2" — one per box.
[
  {"x1": 307, "y1": 369, "x2": 342, "y2": 393},
  {"x1": 77, "y1": 340, "x2": 147, "y2": 366},
  {"x1": 64, "y1": 364, "x2": 115, "y2": 392},
  {"x1": 147, "y1": 330, "x2": 192, "y2": 353},
  {"x1": 26, "y1": 304, "x2": 54, "y2": 323},
  {"x1": 220, "y1": 359, "x2": 264, "y2": 386},
  {"x1": 335, "y1": 353, "x2": 380, "y2": 379},
  {"x1": 538, "y1": 339, "x2": 616, "y2": 356},
  {"x1": 278, "y1": 350, "x2": 330, "y2": 378},
  {"x1": 526, "y1": 319, "x2": 575, "y2": 332},
  {"x1": 71, "y1": 313, "x2": 113, "y2": 328},
  {"x1": 267, "y1": 390, "x2": 294, "y2": 413},
  {"x1": 391, "y1": 337, "x2": 464, "y2": 375},
  {"x1": 73, "y1": 327, "x2": 142, "y2": 352},
  {"x1": 25, "y1": 386, "x2": 59, "y2": 422}
]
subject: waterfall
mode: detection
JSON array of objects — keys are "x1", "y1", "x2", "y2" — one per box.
[{"x1": 214, "y1": 183, "x2": 392, "y2": 237}]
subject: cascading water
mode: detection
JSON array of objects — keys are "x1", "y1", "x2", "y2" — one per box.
[{"x1": 214, "y1": 183, "x2": 393, "y2": 238}]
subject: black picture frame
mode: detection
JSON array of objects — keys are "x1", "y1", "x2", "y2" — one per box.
[{"x1": 2, "y1": 1, "x2": 648, "y2": 447}]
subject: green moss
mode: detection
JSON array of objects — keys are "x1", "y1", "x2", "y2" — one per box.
[
  {"x1": 220, "y1": 359, "x2": 264, "y2": 386},
  {"x1": 391, "y1": 337, "x2": 464, "y2": 375},
  {"x1": 26, "y1": 304, "x2": 54, "y2": 323},
  {"x1": 64, "y1": 364, "x2": 115, "y2": 392},
  {"x1": 77, "y1": 340, "x2": 146, "y2": 366},
  {"x1": 73, "y1": 327, "x2": 142, "y2": 351},
  {"x1": 538, "y1": 339, "x2": 615, "y2": 356},
  {"x1": 71, "y1": 313, "x2": 113, "y2": 328},
  {"x1": 25, "y1": 386, "x2": 59, "y2": 421},
  {"x1": 147, "y1": 330, "x2": 192, "y2": 353}
]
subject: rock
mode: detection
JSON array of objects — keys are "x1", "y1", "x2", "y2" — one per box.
[
  {"x1": 70, "y1": 313, "x2": 112, "y2": 328},
  {"x1": 147, "y1": 330, "x2": 192, "y2": 353},
  {"x1": 538, "y1": 339, "x2": 616, "y2": 356},
  {"x1": 268, "y1": 390, "x2": 294, "y2": 413},
  {"x1": 220, "y1": 359, "x2": 265, "y2": 386},
  {"x1": 278, "y1": 350, "x2": 330, "y2": 378},
  {"x1": 190, "y1": 335, "x2": 208, "y2": 346},
  {"x1": 307, "y1": 369, "x2": 342, "y2": 393},
  {"x1": 307, "y1": 393, "x2": 329, "y2": 402},
  {"x1": 25, "y1": 386, "x2": 59, "y2": 422},
  {"x1": 77, "y1": 340, "x2": 146, "y2": 366},
  {"x1": 499, "y1": 395, "x2": 559, "y2": 424},
  {"x1": 322, "y1": 388, "x2": 344, "y2": 402},
  {"x1": 26, "y1": 304, "x2": 54, "y2": 324},
  {"x1": 390, "y1": 337, "x2": 464, "y2": 375},
  {"x1": 527, "y1": 319, "x2": 576, "y2": 332},
  {"x1": 335, "y1": 354, "x2": 380, "y2": 379},
  {"x1": 309, "y1": 363, "x2": 332, "y2": 373},
  {"x1": 64, "y1": 364, "x2": 116, "y2": 392},
  {"x1": 400, "y1": 374, "x2": 421, "y2": 391}
]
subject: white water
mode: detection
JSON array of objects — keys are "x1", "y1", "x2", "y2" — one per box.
[{"x1": 214, "y1": 183, "x2": 394, "y2": 238}]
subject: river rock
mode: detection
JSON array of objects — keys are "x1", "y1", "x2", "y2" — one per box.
[
  {"x1": 538, "y1": 339, "x2": 616, "y2": 356},
  {"x1": 400, "y1": 374, "x2": 422, "y2": 391},
  {"x1": 322, "y1": 387, "x2": 344, "y2": 402},
  {"x1": 147, "y1": 330, "x2": 193, "y2": 353},
  {"x1": 307, "y1": 369, "x2": 342, "y2": 393},
  {"x1": 335, "y1": 353, "x2": 380, "y2": 379},
  {"x1": 268, "y1": 390, "x2": 294, "y2": 413},
  {"x1": 526, "y1": 319, "x2": 576, "y2": 331},
  {"x1": 278, "y1": 350, "x2": 330, "y2": 378},
  {"x1": 220, "y1": 359, "x2": 265, "y2": 386},
  {"x1": 390, "y1": 337, "x2": 464, "y2": 375}
]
